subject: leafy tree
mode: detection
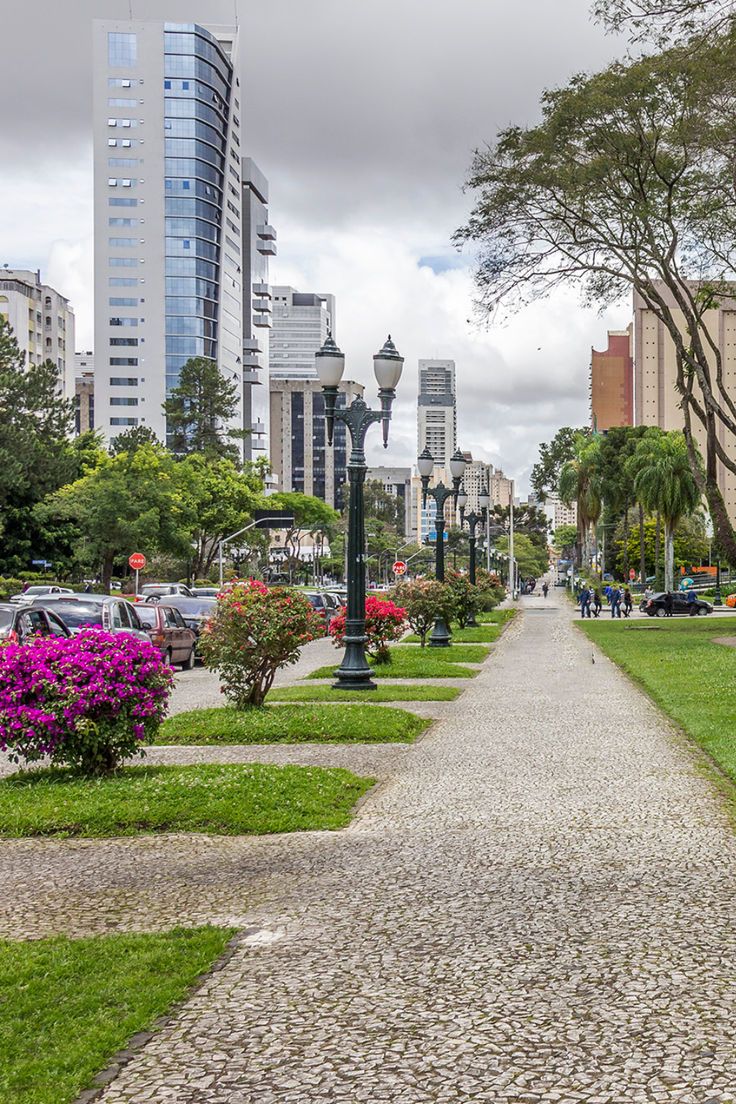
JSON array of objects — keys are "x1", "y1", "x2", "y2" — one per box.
[
  {"x1": 457, "y1": 34, "x2": 736, "y2": 563},
  {"x1": 488, "y1": 503, "x2": 549, "y2": 550},
  {"x1": 363, "y1": 480, "x2": 403, "y2": 531},
  {"x1": 558, "y1": 435, "x2": 603, "y2": 568},
  {"x1": 530, "y1": 427, "x2": 588, "y2": 502},
  {"x1": 109, "y1": 425, "x2": 160, "y2": 456},
  {"x1": 394, "y1": 579, "x2": 455, "y2": 647},
  {"x1": 0, "y1": 319, "x2": 76, "y2": 572},
  {"x1": 445, "y1": 570, "x2": 480, "y2": 628},
  {"x1": 271, "y1": 492, "x2": 340, "y2": 583},
  {"x1": 613, "y1": 510, "x2": 709, "y2": 578},
  {"x1": 39, "y1": 442, "x2": 192, "y2": 591},
  {"x1": 593, "y1": 0, "x2": 733, "y2": 40},
  {"x1": 163, "y1": 357, "x2": 244, "y2": 462},
  {"x1": 597, "y1": 425, "x2": 652, "y2": 578},
  {"x1": 632, "y1": 430, "x2": 701, "y2": 591},
  {"x1": 495, "y1": 533, "x2": 548, "y2": 579},
  {"x1": 175, "y1": 455, "x2": 266, "y2": 579},
  {"x1": 553, "y1": 524, "x2": 578, "y2": 559}
]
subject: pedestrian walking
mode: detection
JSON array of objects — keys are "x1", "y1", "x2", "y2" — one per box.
[
  {"x1": 604, "y1": 584, "x2": 612, "y2": 605},
  {"x1": 623, "y1": 587, "x2": 633, "y2": 618},
  {"x1": 610, "y1": 586, "x2": 622, "y2": 618},
  {"x1": 687, "y1": 588, "x2": 698, "y2": 616},
  {"x1": 664, "y1": 590, "x2": 674, "y2": 617},
  {"x1": 592, "y1": 588, "x2": 602, "y2": 618},
  {"x1": 542, "y1": 582, "x2": 549, "y2": 599},
  {"x1": 580, "y1": 585, "x2": 592, "y2": 618}
]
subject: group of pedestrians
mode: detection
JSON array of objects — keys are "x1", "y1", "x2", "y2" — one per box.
[{"x1": 579, "y1": 583, "x2": 634, "y2": 618}]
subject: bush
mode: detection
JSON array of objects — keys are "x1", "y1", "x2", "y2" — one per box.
[
  {"x1": 199, "y1": 579, "x2": 320, "y2": 707},
  {"x1": 445, "y1": 570, "x2": 480, "y2": 628},
  {"x1": 394, "y1": 579, "x2": 454, "y2": 647},
  {"x1": 328, "y1": 596, "x2": 406, "y2": 664},
  {"x1": 475, "y1": 568, "x2": 505, "y2": 611},
  {"x1": 0, "y1": 631, "x2": 172, "y2": 775},
  {"x1": 0, "y1": 578, "x2": 25, "y2": 601}
]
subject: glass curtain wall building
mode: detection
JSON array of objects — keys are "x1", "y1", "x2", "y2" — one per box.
[{"x1": 93, "y1": 20, "x2": 243, "y2": 446}]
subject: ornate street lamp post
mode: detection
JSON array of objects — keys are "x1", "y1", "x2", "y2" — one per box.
[
  {"x1": 316, "y1": 333, "x2": 403, "y2": 690},
  {"x1": 457, "y1": 482, "x2": 491, "y2": 627},
  {"x1": 417, "y1": 445, "x2": 466, "y2": 646}
]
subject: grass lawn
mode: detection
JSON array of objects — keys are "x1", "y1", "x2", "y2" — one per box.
[
  {"x1": 271, "y1": 684, "x2": 460, "y2": 703},
  {"x1": 580, "y1": 618, "x2": 736, "y2": 785},
  {"x1": 307, "y1": 645, "x2": 486, "y2": 680},
  {"x1": 0, "y1": 763, "x2": 374, "y2": 839},
  {"x1": 160, "y1": 703, "x2": 428, "y2": 744},
  {"x1": 0, "y1": 926, "x2": 234, "y2": 1104},
  {"x1": 477, "y1": 609, "x2": 516, "y2": 625},
  {"x1": 402, "y1": 625, "x2": 499, "y2": 644}
]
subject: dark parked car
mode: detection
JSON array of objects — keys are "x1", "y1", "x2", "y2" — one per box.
[
  {"x1": 142, "y1": 594, "x2": 216, "y2": 640},
  {"x1": 29, "y1": 594, "x2": 151, "y2": 640},
  {"x1": 641, "y1": 592, "x2": 713, "y2": 617},
  {"x1": 134, "y1": 603, "x2": 197, "y2": 668},
  {"x1": 0, "y1": 602, "x2": 72, "y2": 644}
]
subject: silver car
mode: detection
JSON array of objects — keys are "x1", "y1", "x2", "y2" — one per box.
[{"x1": 29, "y1": 594, "x2": 151, "y2": 641}]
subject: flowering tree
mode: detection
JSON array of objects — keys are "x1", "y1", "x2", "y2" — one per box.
[
  {"x1": 0, "y1": 630, "x2": 172, "y2": 775},
  {"x1": 200, "y1": 580, "x2": 320, "y2": 707},
  {"x1": 393, "y1": 580, "x2": 454, "y2": 647},
  {"x1": 445, "y1": 570, "x2": 480, "y2": 629},
  {"x1": 328, "y1": 596, "x2": 406, "y2": 664}
]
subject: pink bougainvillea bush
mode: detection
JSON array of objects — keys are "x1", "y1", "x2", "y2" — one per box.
[
  {"x1": 0, "y1": 630, "x2": 173, "y2": 775},
  {"x1": 199, "y1": 579, "x2": 321, "y2": 707},
  {"x1": 328, "y1": 596, "x2": 406, "y2": 663}
]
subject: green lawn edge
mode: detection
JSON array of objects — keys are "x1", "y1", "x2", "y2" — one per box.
[
  {"x1": 159, "y1": 703, "x2": 429, "y2": 745},
  {"x1": 0, "y1": 926, "x2": 235, "y2": 1104},
  {"x1": 0, "y1": 763, "x2": 375, "y2": 839},
  {"x1": 270, "y1": 684, "x2": 460, "y2": 703}
]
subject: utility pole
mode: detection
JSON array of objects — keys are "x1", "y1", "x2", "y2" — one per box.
[{"x1": 508, "y1": 491, "x2": 516, "y2": 597}]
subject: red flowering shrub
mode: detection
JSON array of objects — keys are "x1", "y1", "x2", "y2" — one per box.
[
  {"x1": 199, "y1": 579, "x2": 321, "y2": 707},
  {"x1": 328, "y1": 596, "x2": 406, "y2": 664},
  {"x1": 394, "y1": 580, "x2": 454, "y2": 646},
  {"x1": 0, "y1": 630, "x2": 172, "y2": 775}
]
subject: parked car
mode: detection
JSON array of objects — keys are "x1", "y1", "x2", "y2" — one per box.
[
  {"x1": 29, "y1": 594, "x2": 151, "y2": 640},
  {"x1": 139, "y1": 583, "x2": 193, "y2": 599},
  {"x1": 9, "y1": 584, "x2": 73, "y2": 604},
  {"x1": 133, "y1": 603, "x2": 197, "y2": 668},
  {"x1": 304, "y1": 591, "x2": 337, "y2": 630},
  {"x1": 141, "y1": 594, "x2": 216, "y2": 641},
  {"x1": 0, "y1": 602, "x2": 73, "y2": 644},
  {"x1": 641, "y1": 592, "x2": 713, "y2": 617},
  {"x1": 190, "y1": 586, "x2": 220, "y2": 598},
  {"x1": 322, "y1": 592, "x2": 345, "y2": 617}
]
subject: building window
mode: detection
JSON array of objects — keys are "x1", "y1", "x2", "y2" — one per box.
[
  {"x1": 109, "y1": 317, "x2": 138, "y2": 326},
  {"x1": 110, "y1": 397, "x2": 139, "y2": 406},
  {"x1": 110, "y1": 417, "x2": 139, "y2": 426},
  {"x1": 109, "y1": 297, "x2": 138, "y2": 306},
  {"x1": 110, "y1": 377, "x2": 139, "y2": 386},
  {"x1": 109, "y1": 258, "x2": 138, "y2": 267},
  {"x1": 108, "y1": 97, "x2": 138, "y2": 107},
  {"x1": 108, "y1": 32, "x2": 137, "y2": 67},
  {"x1": 110, "y1": 357, "x2": 139, "y2": 366}
]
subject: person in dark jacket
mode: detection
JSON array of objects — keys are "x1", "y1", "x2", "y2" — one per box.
[
  {"x1": 623, "y1": 588, "x2": 633, "y2": 617},
  {"x1": 592, "y1": 588, "x2": 602, "y2": 617},
  {"x1": 687, "y1": 588, "x2": 698, "y2": 616},
  {"x1": 579, "y1": 586, "x2": 592, "y2": 618},
  {"x1": 664, "y1": 590, "x2": 674, "y2": 617},
  {"x1": 610, "y1": 586, "x2": 622, "y2": 618}
]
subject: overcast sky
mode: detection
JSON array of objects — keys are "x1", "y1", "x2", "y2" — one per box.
[{"x1": 0, "y1": 0, "x2": 628, "y2": 490}]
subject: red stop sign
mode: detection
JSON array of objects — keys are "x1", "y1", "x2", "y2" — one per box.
[
  {"x1": 129, "y1": 552, "x2": 147, "y2": 571},
  {"x1": 629, "y1": 569, "x2": 636, "y2": 580},
  {"x1": 393, "y1": 561, "x2": 407, "y2": 575}
]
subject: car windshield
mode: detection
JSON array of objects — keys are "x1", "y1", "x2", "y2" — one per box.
[
  {"x1": 162, "y1": 597, "x2": 215, "y2": 616},
  {"x1": 134, "y1": 606, "x2": 158, "y2": 627},
  {"x1": 24, "y1": 586, "x2": 52, "y2": 595},
  {"x1": 46, "y1": 604, "x2": 103, "y2": 629},
  {"x1": 0, "y1": 609, "x2": 13, "y2": 628}
]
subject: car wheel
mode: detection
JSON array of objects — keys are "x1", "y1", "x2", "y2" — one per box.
[
  {"x1": 655, "y1": 607, "x2": 666, "y2": 618},
  {"x1": 183, "y1": 646, "x2": 196, "y2": 670},
  {"x1": 698, "y1": 607, "x2": 709, "y2": 616},
  {"x1": 164, "y1": 649, "x2": 173, "y2": 668}
]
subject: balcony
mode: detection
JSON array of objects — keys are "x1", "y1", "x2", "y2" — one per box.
[
  {"x1": 243, "y1": 351, "x2": 261, "y2": 369},
  {"x1": 242, "y1": 368, "x2": 260, "y2": 384},
  {"x1": 257, "y1": 240, "x2": 277, "y2": 257},
  {"x1": 252, "y1": 298, "x2": 272, "y2": 314},
  {"x1": 252, "y1": 282, "x2": 270, "y2": 297},
  {"x1": 253, "y1": 314, "x2": 272, "y2": 328},
  {"x1": 242, "y1": 337, "x2": 261, "y2": 353},
  {"x1": 256, "y1": 223, "x2": 276, "y2": 241}
]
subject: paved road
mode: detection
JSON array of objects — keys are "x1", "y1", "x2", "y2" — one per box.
[{"x1": 81, "y1": 593, "x2": 736, "y2": 1102}]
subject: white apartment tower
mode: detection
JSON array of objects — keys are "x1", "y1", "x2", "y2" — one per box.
[
  {"x1": 93, "y1": 21, "x2": 243, "y2": 445},
  {"x1": 0, "y1": 269, "x2": 75, "y2": 399},
  {"x1": 417, "y1": 359, "x2": 457, "y2": 465},
  {"x1": 270, "y1": 287, "x2": 336, "y2": 379}
]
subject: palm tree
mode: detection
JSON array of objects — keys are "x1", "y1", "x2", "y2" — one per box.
[
  {"x1": 558, "y1": 435, "x2": 602, "y2": 570},
  {"x1": 632, "y1": 430, "x2": 700, "y2": 593}
]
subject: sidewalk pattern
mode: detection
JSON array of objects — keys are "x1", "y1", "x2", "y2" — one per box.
[{"x1": 9, "y1": 597, "x2": 736, "y2": 1101}]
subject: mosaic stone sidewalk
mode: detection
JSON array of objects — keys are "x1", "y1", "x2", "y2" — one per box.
[{"x1": 6, "y1": 595, "x2": 736, "y2": 1101}]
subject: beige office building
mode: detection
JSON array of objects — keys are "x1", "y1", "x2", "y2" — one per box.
[
  {"x1": 634, "y1": 285, "x2": 736, "y2": 516},
  {"x1": 0, "y1": 269, "x2": 75, "y2": 399}
]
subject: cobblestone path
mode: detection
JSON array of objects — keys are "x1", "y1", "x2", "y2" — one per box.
[{"x1": 13, "y1": 596, "x2": 736, "y2": 1101}]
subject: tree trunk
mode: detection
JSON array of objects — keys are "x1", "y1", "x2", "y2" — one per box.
[
  {"x1": 655, "y1": 512, "x2": 662, "y2": 590},
  {"x1": 664, "y1": 520, "x2": 675, "y2": 593},
  {"x1": 101, "y1": 551, "x2": 115, "y2": 594},
  {"x1": 622, "y1": 507, "x2": 630, "y2": 580},
  {"x1": 639, "y1": 503, "x2": 646, "y2": 584}
]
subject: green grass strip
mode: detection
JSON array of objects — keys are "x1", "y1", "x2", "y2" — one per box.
[
  {"x1": 307, "y1": 647, "x2": 481, "y2": 680},
  {"x1": 476, "y1": 609, "x2": 516, "y2": 624},
  {"x1": 0, "y1": 926, "x2": 235, "y2": 1104},
  {"x1": 580, "y1": 619, "x2": 736, "y2": 785},
  {"x1": 402, "y1": 625, "x2": 499, "y2": 644},
  {"x1": 0, "y1": 764, "x2": 374, "y2": 839},
  {"x1": 160, "y1": 703, "x2": 428, "y2": 744},
  {"x1": 270, "y1": 684, "x2": 460, "y2": 703}
]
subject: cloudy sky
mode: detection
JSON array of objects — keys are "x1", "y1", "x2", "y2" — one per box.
[{"x1": 0, "y1": 0, "x2": 629, "y2": 490}]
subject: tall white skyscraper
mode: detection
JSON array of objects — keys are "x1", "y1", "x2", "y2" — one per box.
[
  {"x1": 417, "y1": 358, "x2": 456, "y2": 465},
  {"x1": 269, "y1": 287, "x2": 336, "y2": 380},
  {"x1": 93, "y1": 20, "x2": 243, "y2": 445}
]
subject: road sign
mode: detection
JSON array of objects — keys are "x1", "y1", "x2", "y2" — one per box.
[
  {"x1": 253, "y1": 509, "x2": 295, "y2": 529},
  {"x1": 629, "y1": 569, "x2": 636, "y2": 580},
  {"x1": 393, "y1": 560, "x2": 407, "y2": 576},
  {"x1": 128, "y1": 552, "x2": 146, "y2": 571}
]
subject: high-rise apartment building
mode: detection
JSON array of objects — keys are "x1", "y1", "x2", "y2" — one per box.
[
  {"x1": 365, "y1": 466, "x2": 413, "y2": 538},
  {"x1": 269, "y1": 378, "x2": 363, "y2": 508},
  {"x1": 0, "y1": 268, "x2": 75, "y2": 398},
  {"x1": 93, "y1": 20, "x2": 243, "y2": 445},
  {"x1": 270, "y1": 287, "x2": 336, "y2": 380},
  {"x1": 590, "y1": 328, "x2": 633, "y2": 430},
  {"x1": 417, "y1": 359, "x2": 456, "y2": 465},
  {"x1": 241, "y1": 157, "x2": 276, "y2": 462},
  {"x1": 74, "y1": 351, "x2": 95, "y2": 434},
  {"x1": 545, "y1": 492, "x2": 577, "y2": 531},
  {"x1": 634, "y1": 284, "x2": 736, "y2": 515}
]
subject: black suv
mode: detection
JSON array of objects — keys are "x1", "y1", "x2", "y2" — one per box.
[{"x1": 641, "y1": 592, "x2": 713, "y2": 617}]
